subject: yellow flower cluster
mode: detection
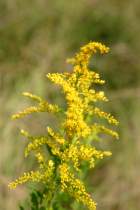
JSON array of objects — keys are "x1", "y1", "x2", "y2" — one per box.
[
  {"x1": 91, "y1": 123, "x2": 119, "y2": 139},
  {"x1": 67, "y1": 42, "x2": 109, "y2": 70},
  {"x1": 47, "y1": 127, "x2": 65, "y2": 145},
  {"x1": 61, "y1": 142, "x2": 112, "y2": 170},
  {"x1": 12, "y1": 92, "x2": 59, "y2": 119},
  {"x1": 47, "y1": 42, "x2": 118, "y2": 141},
  {"x1": 9, "y1": 41, "x2": 119, "y2": 210},
  {"x1": 9, "y1": 159, "x2": 55, "y2": 189},
  {"x1": 59, "y1": 163, "x2": 96, "y2": 210}
]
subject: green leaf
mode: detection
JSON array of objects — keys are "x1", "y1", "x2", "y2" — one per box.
[{"x1": 19, "y1": 206, "x2": 25, "y2": 210}]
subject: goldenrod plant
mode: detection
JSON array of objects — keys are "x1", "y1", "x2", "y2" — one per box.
[{"x1": 9, "y1": 42, "x2": 119, "y2": 210}]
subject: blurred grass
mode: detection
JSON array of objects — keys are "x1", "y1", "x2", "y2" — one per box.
[{"x1": 0, "y1": 0, "x2": 140, "y2": 210}]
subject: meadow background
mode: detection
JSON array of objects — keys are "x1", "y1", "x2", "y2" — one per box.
[{"x1": 0, "y1": 0, "x2": 140, "y2": 210}]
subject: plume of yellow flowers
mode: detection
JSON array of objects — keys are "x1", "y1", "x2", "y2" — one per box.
[{"x1": 9, "y1": 42, "x2": 119, "y2": 210}]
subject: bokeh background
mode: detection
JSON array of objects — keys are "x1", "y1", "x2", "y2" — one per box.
[{"x1": 0, "y1": 0, "x2": 140, "y2": 210}]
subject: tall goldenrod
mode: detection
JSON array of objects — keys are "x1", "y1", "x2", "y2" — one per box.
[{"x1": 9, "y1": 42, "x2": 119, "y2": 210}]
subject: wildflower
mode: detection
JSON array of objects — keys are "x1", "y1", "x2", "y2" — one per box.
[
  {"x1": 12, "y1": 92, "x2": 59, "y2": 119},
  {"x1": 59, "y1": 163, "x2": 97, "y2": 210},
  {"x1": 9, "y1": 41, "x2": 119, "y2": 210}
]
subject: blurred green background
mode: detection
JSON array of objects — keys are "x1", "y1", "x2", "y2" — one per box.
[{"x1": 0, "y1": 0, "x2": 140, "y2": 210}]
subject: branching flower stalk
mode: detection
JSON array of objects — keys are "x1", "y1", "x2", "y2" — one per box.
[{"x1": 9, "y1": 42, "x2": 119, "y2": 210}]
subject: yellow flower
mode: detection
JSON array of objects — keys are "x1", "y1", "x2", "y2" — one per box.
[
  {"x1": 59, "y1": 163, "x2": 96, "y2": 210},
  {"x1": 12, "y1": 92, "x2": 59, "y2": 119},
  {"x1": 9, "y1": 41, "x2": 119, "y2": 210}
]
